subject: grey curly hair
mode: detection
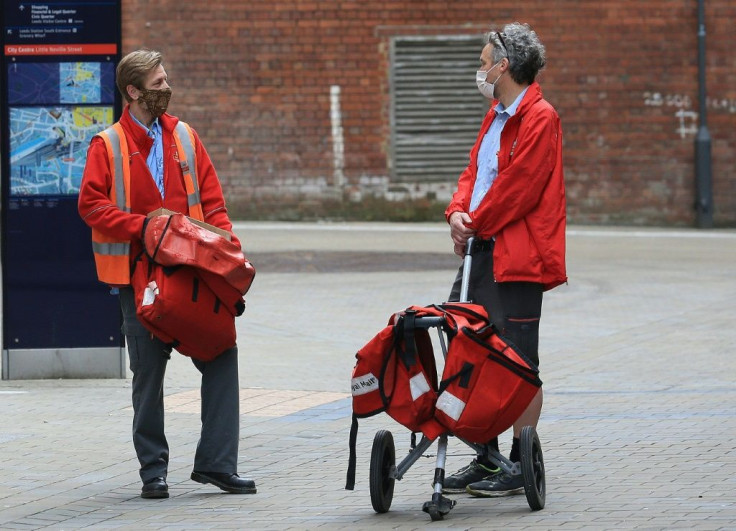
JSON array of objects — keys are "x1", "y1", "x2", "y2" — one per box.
[{"x1": 485, "y1": 22, "x2": 546, "y2": 85}]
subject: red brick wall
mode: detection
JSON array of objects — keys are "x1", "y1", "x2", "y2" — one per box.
[{"x1": 121, "y1": 0, "x2": 736, "y2": 226}]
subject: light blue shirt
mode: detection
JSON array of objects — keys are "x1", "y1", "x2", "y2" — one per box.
[
  {"x1": 469, "y1": 87, "x2": 529, "y2": 212},
  {"x1": 131, "y1": 114, "x2": 165, "y2": 198}
]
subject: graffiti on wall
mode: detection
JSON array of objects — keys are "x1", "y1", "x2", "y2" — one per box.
[{"x1": 644, "y1": 92, "x2": 736, "y2": 139}]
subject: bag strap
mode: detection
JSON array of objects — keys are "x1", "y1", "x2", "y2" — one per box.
[
  {"x1": 438, "y1": 361, "x2": 474, "y2": 394},
  {"x1": 378, "y1": 316, "x2": 404, "y2": 408},
  {"x1": 345, "y1": 414, "x2": 359, "y2": 490},
  {"x1": 400, "y1": 310, "x2": 418, "y2": 368},
  {"x1": 148, "y1": 214, "x2": 174, "y2": 262}
]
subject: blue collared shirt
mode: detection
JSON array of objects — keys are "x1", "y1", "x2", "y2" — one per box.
[
  {"x1": 130, "y1": 114, "x2": 165, "y2": 198},
  {"x1": 469, "y1": 87, "x2": 529, "y2": 212}
]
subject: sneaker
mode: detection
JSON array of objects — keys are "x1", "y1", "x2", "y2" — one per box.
[
  {"x1": 465, "y1": 467, "x2": 524, "y2": 498},
  {"x1": 442, "y1": 459, "x2": 500, "y2": 493}
]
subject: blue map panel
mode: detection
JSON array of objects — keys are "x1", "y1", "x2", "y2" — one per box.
[
  {"x1": 9, "y1": 106, "x2": 114, "y2": 195},
  {"x1": 7, "y1": 62, "x2": 115, "y2": 105}
]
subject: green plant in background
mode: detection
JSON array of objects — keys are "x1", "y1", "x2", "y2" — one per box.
[{"x1": 228, "y1": 196, "x2": 447, "y2": 223}]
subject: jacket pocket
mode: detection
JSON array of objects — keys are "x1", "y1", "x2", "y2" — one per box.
[{"x1": 493, "y1": 219, "x2": 542, "y2": 281}]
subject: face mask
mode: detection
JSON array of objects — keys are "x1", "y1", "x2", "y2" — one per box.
[
  {"x1": 476, "y1": 63, "x2": 502, "y2": 100},
  {"x1": 137, "y1": 87, "x2": 172, "y2": 118}
]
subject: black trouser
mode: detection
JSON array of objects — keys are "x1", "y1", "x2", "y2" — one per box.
[
  {"x1": 447, "y1": 241, "x2": 543, "y2": 366},
  {"x1": 119, "y1": 287, "x2": 241, "y2": 483}
]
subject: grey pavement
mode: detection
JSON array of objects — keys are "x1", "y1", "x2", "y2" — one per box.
[{"x1": 1, "y1": 222, "x2": 735, "y2": 529}]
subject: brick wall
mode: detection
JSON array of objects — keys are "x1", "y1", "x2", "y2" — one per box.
[{"x1": 122, "y1": 0, "x2": 736, "y2": 226}]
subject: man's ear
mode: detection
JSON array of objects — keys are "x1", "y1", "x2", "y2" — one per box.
[{"x1": 126, "y1": 84, "x2": 139, "y2": 102}]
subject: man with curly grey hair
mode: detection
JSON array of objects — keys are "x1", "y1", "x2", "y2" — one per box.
[{"x1": 443, "y1": 22, "x2": 567, "y2": 497}]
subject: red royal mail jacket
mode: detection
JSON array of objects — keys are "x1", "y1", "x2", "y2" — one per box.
[
  {"x1": 445, "y1": 82, "x2": 567, "y2": 291},
  {"x1": 78, "y1": 106, "x2": 239, "y2": 281}
]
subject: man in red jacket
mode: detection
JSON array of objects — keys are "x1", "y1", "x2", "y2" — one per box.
[
  {"x1": 79, "y1": 50, "x2": 255, "y2": 499},
  {"x1": 443, "y1": 23, "x2": 567, "y2": 497}
]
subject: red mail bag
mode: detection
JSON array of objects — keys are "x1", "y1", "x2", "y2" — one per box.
[
  {"x1": 144, "y1": 213, "x2": 255, "y2": 295},
  {"x1": 435, "y1": 324, "x2": 542, "y2": 443},
  {"x1": 350, "y1": 308, "x2": 443, "y2": 436},
  {"x1": 346, "y1": 303, "x2": 489, "y2": 489},
  {"x1": 132, "y1": 254, "x2": 239, "y2": 362}
]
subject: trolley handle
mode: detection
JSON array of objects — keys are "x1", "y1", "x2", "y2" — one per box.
[
  {"x1": 459, "y1": 236, "x2": 474, "y2": 304},
  {"x1": 412, "y1": 316, "x2": 446, "y2": 329}
]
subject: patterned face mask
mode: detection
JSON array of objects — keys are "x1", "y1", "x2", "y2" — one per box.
[{"x1": 137, "y1": 87, "x2": 172, "y2": 117}]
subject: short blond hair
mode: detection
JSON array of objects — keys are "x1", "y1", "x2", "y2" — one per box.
[{"x1": 116, "y1": 49, "x2": 163, "y2": 102}]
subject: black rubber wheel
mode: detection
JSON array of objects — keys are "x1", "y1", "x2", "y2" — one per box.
[
  {"x1": 369, "y1": 430, "x2": 395, "y2": 513},
  {"x1": 428, "y1": 506, "x2": 443, "y2": 521},
  {"x1": 520, "y1": 425, "x2": 546, "y2": 511}
]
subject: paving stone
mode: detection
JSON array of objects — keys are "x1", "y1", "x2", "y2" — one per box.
[{"x1": 0, "y1": 224, "x2": 734, "y2": 529}]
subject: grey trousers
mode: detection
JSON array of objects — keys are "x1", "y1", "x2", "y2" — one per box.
[{"x1": 119, "y1": 287, "x2": 240, "y2": 483}]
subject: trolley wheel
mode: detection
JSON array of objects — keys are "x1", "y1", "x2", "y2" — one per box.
[
  {"x1": 369, "y1": 429, "x2": 395, "y2": 513},
  {"x1": 427, "y1": 506, "x2": 443, "y2": 521},
  {"x1": 422, "y1": 494, "x2": 456, "y2": 521},
  {"x1": 520, "y1": 425, "x2": 546, "y2": 511}
]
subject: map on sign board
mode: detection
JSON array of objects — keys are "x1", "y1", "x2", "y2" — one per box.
[
  {"x1": 7, "y1": 61, "x2": 115, "y2": 105},
  {"x1": 9, "y1": 106, "x2": 114, "y2": 196}
]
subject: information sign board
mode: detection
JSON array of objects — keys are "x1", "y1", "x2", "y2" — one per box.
[{"x1": 1, "y1": 0, "x2": 124, "y2": 379}]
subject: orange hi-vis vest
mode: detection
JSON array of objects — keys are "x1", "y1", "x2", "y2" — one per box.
[{"x1": 92, "y1": 120, "x2": 204, "y2": 285}]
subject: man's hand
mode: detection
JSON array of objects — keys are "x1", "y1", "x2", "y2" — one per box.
[
  {"x1": 141, "y1": 216, "x2": 151, "y2": 240},
  {"x1": 449, "y1": 211, "x2": 474, "y2": 256}
]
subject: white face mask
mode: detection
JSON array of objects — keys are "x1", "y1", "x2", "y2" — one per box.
[{"x1": 476, "y1": 62, "x2": 502, "y2": 100}]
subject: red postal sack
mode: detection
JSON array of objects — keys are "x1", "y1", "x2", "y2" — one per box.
[
  {"x1": 351, "y1": 308, "x2": 445, "y2": 438},
  {"x1": 144, "y1": 213, "x2": 255, "y2": 295},
  {"x1": 132, "y1": 256, "x2": 238, "y2": 362},
  {"x1": 435, "y1": 325, "x2": 542, "y2": 443}
]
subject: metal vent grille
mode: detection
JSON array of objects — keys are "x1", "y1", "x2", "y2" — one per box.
[{"x1": 390, "y1": 35, "x2": 486, "y2": 183}]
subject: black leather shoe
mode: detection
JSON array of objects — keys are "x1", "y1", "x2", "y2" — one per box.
[
  {"x1": 141, "y1": 477, "x2": 169, "y2": 499},
  {"x1": 191, "y1": 471, "x2": 257, "y2": 494}
]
